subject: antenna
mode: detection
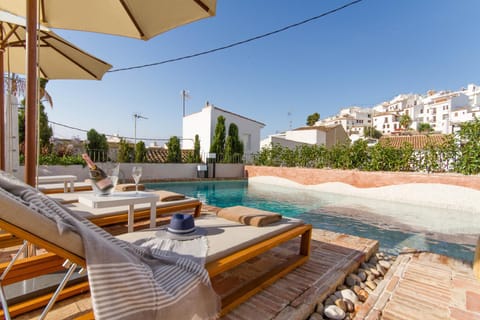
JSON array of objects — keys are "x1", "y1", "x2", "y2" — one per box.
[
  {"x1": 181, "y1": 89, "x2": 191, "y2": 117},
  {"x1": 287, "y1": 111, "x2": 292, "y2": 130},
  {"x1": 133, "y1": 113, "x2": 148, "y2": 152}
]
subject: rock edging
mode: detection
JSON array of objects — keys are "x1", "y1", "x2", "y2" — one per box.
[{"x1": 308, "y1": 251, "x2": 396, "y2": 320}]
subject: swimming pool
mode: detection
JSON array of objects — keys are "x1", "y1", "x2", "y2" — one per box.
[{"x1": 147, "y1": 180, "x2": 477, "y2": 263}]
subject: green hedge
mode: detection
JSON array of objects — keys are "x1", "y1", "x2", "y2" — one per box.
[{"x1": 253, "y1": 118, "x2": 480, "y2": 175}]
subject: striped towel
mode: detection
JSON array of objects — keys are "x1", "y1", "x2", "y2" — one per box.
[{"x1": 0, "y1": 172, "x2": 220, "y2": 320}]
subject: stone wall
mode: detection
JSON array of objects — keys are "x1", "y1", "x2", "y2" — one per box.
[
  {"x1": 244, "y1": 166, "x2": 480, "y2": 191},
  {"x1": 14, "y1": 163, "x2": 245, "y2": 182}
]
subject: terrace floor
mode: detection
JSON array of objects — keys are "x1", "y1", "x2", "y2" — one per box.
[{"x1": 5, "y1": 205, "x2": 480, "y2": 320}]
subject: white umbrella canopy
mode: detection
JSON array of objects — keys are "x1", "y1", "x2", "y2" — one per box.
[
  {"x1": 0, "y1": 10, "x2": 112, "y2": 176},
  {"x1": 0, "y1": 11, "x2": 112, "y2": 80},
  {"x1": 0, "y1": 0, "x2": 216, "y2": 187},
  {"x1": 0, "y1": 0, "x2": 217, "y2": 40}
]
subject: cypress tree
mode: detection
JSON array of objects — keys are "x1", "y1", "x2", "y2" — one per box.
[
  {"x1": 167, "y1": 136, "x2": 182, "y2": 163},
  {"x1": 210, "y1": 116, "x2": 226, "y2": 160}
]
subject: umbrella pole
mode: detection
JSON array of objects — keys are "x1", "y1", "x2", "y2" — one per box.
[
  {"x1": 25, "y1": 0, "x2": 38, "y2": 186},
  {"x1": 0, "y1": 47, "x2": 4, "y2": 171}
]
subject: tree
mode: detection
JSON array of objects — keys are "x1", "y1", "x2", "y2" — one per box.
[
  {"x1": 364, "y1": 126, "x2": 382, "y2": 139},
  {"x1": 117, "y1": 138, "x2": 133, "y2": 163},
  {"x1": 18, "y1": 78, "x2": 53, "y2": 155},
  {"x1": 454, "y1": 117, "x2": 480, "y2": 174},
  {"x1": 399, "y1": 114, "x2": 412, "y2": 131},
  {"x1": 210, "y1": 115, "x2": 226, "y2": 159},
  {"x1": 306, "y1": 112, "x2": 320, "y2": 126},
  {"x1": 224, "y1": 123, "x2": 244, "y2": 163},
  {"x1": 193, "y1": 134, "x2": 201, "y2": 163},
  {"x1": 86, "y1": 129, "x2": 109, "y2": 162},
  {"x1": 135, "y1": 141, "x2": 147, "y2": 163},
  {"x1": 417, "y1": 122, "x2": 433, "y2": 133},
  {"x1": 167, "y1": 136, "x2": 182, "y2": 163}
]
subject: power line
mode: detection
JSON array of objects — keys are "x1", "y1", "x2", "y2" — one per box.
[
  {"x1": 48, "y1": 120, "x2": 191, "y2": 142},
  {"x1": 108, "y1": 0, "x2": 363, "y2": 73}
]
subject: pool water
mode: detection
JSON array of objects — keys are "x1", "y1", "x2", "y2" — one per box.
[{"x1": 147, "y1": 180, "x2": 477, "y2": 263}]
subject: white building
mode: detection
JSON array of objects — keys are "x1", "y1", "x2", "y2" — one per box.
[
  {"x1": 316, "y1": 107, "x2": 373, "y2": 135},
  {"x1": 373, "y1": 112, "x2": 400, "y2": 135},
  {"x1": 460, "y1": 84, "x2": 480, "y2": 107},
  {"x1": 260, "y1": 124, "x2": 349, "y2": 149},
  {"x1": 422, "y1": 90, "x2": 469, "y2": 134},
  {"x1": 182, "y1": 103, "x2": 265, "y2": 162}
]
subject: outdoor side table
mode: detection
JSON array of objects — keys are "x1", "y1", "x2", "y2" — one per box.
[
  {"x1": 78, "y1": 191, "x2": 159, "y2": 233},
  {"x1": 38, "y1": 175, "x2": 77, "y2": 192}
]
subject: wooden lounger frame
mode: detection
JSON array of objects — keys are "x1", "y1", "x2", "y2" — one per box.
[
  {"x1": 0, "y1": 216, "x2": 311, "y2": 318},
  {"x1": 39, "y1": 185, "x2": 92, "y2": 194}
]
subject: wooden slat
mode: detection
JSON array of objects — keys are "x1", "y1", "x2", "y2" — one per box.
[
  {"x1": 0, "y1": 232, "x2": 22, "y2": 248},
  {"x1": 206, "y1": 224, "x2": 312, "y2": 277},
  {"x1": 0, "y1": 281, "x2": 90, "y2": 318},
  {"x1": 0, "y1": 219, "x2": 86, "y2": 267},
  {"x1": 0, "y1": 253, "x2": 65, "y2": 285},
  {"x1": 219, "y1": 255, "x2": 309, "y2": 316}
]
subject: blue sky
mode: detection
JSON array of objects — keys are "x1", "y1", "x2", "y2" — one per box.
[{"x1": 45, "y1": 0, "x2": 480, "y2": 143}]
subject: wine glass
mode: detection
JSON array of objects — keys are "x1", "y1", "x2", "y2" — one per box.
[
  {"x1": 108, "y1": 164, "x2": 120, "y2": 193},
  {"x1": 131, "y1": 166, "x2": 143, "y2": 195}
]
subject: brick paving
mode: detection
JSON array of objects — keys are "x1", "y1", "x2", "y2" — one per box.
[{"x1": 355, "y1": 250, "x2": 480, "y2": 320}]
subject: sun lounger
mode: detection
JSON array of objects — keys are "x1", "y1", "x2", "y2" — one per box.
[
  {"x1": 37, "y1": 175, "x2": 78, "y2": 193},
  {"x1": 38, "y1": 181, "x2": 92, "y2": 194},
  {"x1": 49, "y1": 190, "x2": 202, "y2": 227},
  {"x1": 0, "y1": 190, "x2": 202, "y2": 249},
  {"x1": 0, "y1": 172, "x2": 311, "y2": 318},
  {"x1": 118, "y1": 214, "x2": 312, "y2": 314}
]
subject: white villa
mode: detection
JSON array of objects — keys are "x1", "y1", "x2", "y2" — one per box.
[
  {"x1": 260, "y1": 124, "x2": 349, "y2": 149},
  {"x1": 182, "y1": 102, "x2": 265, "y2": 162}
]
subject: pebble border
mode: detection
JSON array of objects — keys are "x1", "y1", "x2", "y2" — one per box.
[{"x1": 308, "y1": 251, "x2": 396, "y2": 320}]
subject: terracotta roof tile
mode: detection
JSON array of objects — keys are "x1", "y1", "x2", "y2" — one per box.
[
  {"x1": 146, "y1": 148, "x2": 193, "y2": 163},
  {"x1": 378, "y1": 134, "x2": 448, "y2": 150}
]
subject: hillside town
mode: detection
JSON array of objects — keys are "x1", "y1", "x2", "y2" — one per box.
[{"x1": 261, "y1": 83, "x2": 480, "y2": 149}]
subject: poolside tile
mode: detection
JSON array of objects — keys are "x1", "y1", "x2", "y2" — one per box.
[{"x1": 467, "y1": 291, "x2": 480, "y2": 312}]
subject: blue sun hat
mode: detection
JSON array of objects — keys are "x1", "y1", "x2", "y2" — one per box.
[{"x1": 158, "y1": 213, "x2": 207, "y2": 240}]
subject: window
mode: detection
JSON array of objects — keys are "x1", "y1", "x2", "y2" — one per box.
[{"x1": 420, "y1": 109, "x2": 423, "y2": 114}]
